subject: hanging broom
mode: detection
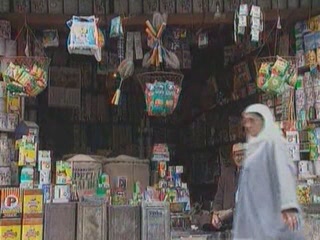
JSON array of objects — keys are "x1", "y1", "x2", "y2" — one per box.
[{"x1": 111, "y1": 59, "x2": 135, "y2": 105}]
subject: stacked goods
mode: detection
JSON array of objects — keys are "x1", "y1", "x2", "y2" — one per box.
[{"x1": 2, "y1": 62, "x2": 47, "y2": 97}]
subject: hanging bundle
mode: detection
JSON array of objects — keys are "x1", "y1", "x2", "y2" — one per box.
[
  {"x1": 111, "y1": 59, "x2": 135, "y2": 105},
  {"x1": 143, "y1": 13, "x2": 180, "y2": 70},
  {"x1": 0, "y1": 21, "x2": 51, "y2": 97}
]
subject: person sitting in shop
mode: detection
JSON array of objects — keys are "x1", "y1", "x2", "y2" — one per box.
[{"x1": 210, "y1": 143, "x2": 245, "y2": 230}]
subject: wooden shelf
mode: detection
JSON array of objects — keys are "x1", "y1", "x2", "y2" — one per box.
[
  {"x1": 1, "y1": 8, "x2": 320, "y2": 30},
  {"x1": 0, "y1": 128, "x2": 15, "y2": 133}
]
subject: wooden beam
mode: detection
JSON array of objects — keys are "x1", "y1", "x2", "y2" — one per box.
[{"x1": 1, "y1": 8, "x2": 320, "y2": 31}]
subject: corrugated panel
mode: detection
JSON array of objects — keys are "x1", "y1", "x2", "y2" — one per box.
[
  {"x1": 77, "y1": 202, "x2": 108, "y2": 240},
  {"x1": 108, "y1": 205, "x2": 141, "y2": 240},
  {"x1": 44, "y1": 203, "x2": 77, "y2": 240}
]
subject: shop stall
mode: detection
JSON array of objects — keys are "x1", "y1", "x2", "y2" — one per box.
[{"x1": 0, "y1": 1, "x2": 320, "y2": 240}]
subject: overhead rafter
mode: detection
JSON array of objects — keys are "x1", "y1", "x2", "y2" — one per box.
[{"x1": 1, "y1": 8, "x2": 320, "y2": 31}]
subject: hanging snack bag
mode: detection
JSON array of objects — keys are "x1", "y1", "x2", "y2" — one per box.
[
  {"x1": 257, "y1": 62, "x2": 271, "y2": 89},
  {"x1": 152, "y1": 82, "x2": 165, "y2": 116},
  {"x1": 145, "y1": 83, "x2": 154, "y2": 115},
  {"x1": 173, "y1": 85, "x2": 181, "y2": 111},
  {"x1": 109, "y1": 16, "x2": 123, "y2": 38},
  {"x1": 271, "y1": 56, "x2": 290, "y2": 77},
  {"x1": 164, "y1": 81, "x2": 174, "y2": 114},
  {"x1": 42, "y1": 29, "x2": 59, "y2": 48}
]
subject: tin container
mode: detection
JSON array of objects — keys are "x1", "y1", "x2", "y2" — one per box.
[
  {"x1": 108, "y1": 205, "x2": 141, "y2": 240},
  {"x1": 300, "y1": 0, "x2": 311, "y2": 8},
  {"x1": 44, "y1": 203, "x2": 77, "y2": 240},
  {"x1": 222, "y1": 0, "x2": 238, "y2": 12},
  {"x1": 0, "y1": 20, "x2": 11, "y2": 39},
  {"x1": 114, "y1": 0, "x2": 129, "y2": 15},
  {"x1": 176, "y1": 0, "x2": 192, "y2": 13},
  {"x1": 129, "y1": 0, "x2": 142, "y2": 14},
  {"x1": 31, "y1": 0, "x2": 48, "y2": 13},
  {"x1": 144, "y1": 0, "x2": 159, "y2": 14},
  {"x1": 142, "y1": 202, "x2": 170, "y2": 240},
  {"x1": 94, "y1": 0, "x2": 110, "y2": 14},
  {"x1": 48, "y1": 0, "x2": 63, "y2": 14},
  {"x1": 160, "y1": 0, "x2": 176, "y2": 13},
  {"x1": 78, "y1": 0, "x2": 93, "y2": 15},
  {"x1": 193, "y1": 0, "x2": 209, "y2": 13},
  {"x1": 0, "y1": 218, "x2": 21, "y2": 240},
  {"x1": 77, "y1": 202, "x2": 108, "y2": 240},
  {"x1": 64, "y1": 0, "x2": 78, "y2": 14},
  {"x1": 14, "y1": 0, "x2": 31, "y2": 13},
  {"x1": 23, "y1": 189, "x2": 43, "y2": 219},
  {"x1": 256, "y1": 0, "x2": 272, "y2": 10},
  {"x1": 0, "y1": 167, "x2": 11, "y2": 186},
  {"x1": 272, "y1": 0, "x2": 286, "y2": 9},
  {"x1": 287, "y1": 0, "x2": 299, "y2": 8},
  {"x1": 0, "y1": 0, "x2": 10, "y2": 12},
  {"x1": 22, "y1": 218, "x2": 43, "y2": 240}
]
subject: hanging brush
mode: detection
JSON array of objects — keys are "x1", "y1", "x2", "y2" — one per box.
[{"x1": 111, "y1": 59, "x2": 135, "y2": 105}]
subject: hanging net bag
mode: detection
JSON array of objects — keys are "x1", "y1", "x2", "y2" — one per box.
[{"x1": 0, "y1": 22, "x2": 51, "y2": 97}]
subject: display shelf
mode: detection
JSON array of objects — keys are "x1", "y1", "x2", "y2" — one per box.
[
  {"x1": 1, "y1": 8, "x2": 320, "y2": 30},
  {"x1": 0, "y1": 127, "x2": 15, "y2": 133}
]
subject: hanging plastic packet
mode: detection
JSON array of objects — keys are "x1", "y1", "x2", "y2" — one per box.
[
  {"x1": 42, "y1": 29, "x2": 59, "y2": 48},
  {"x1": 198, "y1": 32, "x2": 208, "y2": 48},
  {"x1": 66, "y1": 16, "x2": 103, "y2": 61},
  {"x1": 110, "y1": 16, "x2": 123, "y2": 38},
  {"x1": 239, "y1": 4, "x2": 248, "y2": 16}
]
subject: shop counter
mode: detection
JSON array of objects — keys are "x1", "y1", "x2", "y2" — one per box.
[
  {"x1": 171, "y1": 230, "x2": 232, "y2": 240},
  {"x1": 303, "y1": 204, "x2": 320, "y2": 240}
]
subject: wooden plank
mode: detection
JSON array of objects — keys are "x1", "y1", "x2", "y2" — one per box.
[{"x1": 1, "y1": 8, "x2": 320, "y2": 30}]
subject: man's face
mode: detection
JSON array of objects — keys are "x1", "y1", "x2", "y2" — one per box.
[{"x1": 233, "y1": 150, "x2": 245, "y2": 167}]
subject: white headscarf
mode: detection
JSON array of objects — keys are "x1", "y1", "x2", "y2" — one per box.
[{"x1": 243, "y1": 104, "x2": 284, "y2": 155}]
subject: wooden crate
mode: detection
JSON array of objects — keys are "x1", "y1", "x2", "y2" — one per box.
[
  {"x1": 272, "y1": 0, "x2": 286, "y2": 9},
  {"x1": 64, "y1": 0, "x2": 78, "y2": 14},
  {"x1": 44, "y1": 203, "x2": 77, "y2": 240},
  {"x1": 14, "y1": 0, "x2": 30, "y2": 13},
  {"x1": 176, "y1": 0, "x2": 192, "y2": 13},
  {"x1": 193, "y1": 0, "x2": 209, "y2": 13},
  {"x1": 94, "y1": 0, "x2": 110, "y2": 14},
  {"x1": 77, "y1": 202, "x2": 108, "y2": 240},
  {"x1": 31, "y1": 0, "x2": 48, "y2": 13},
  {"x1": 114, "y1": 0, "x2": 129, "y2": 15},
  {"x1": 160, "y1": 0, "x2": 176, "y2": 13},
  {"x1": 108, "y1": 205, "x2": 141, "y2": 240},
  {"x1": 141, "y1": 202, "x2": 170, "y2": 240},
  {"x1": 48, "y1": 0, "x2": 63, "y2": 14},
  {"x1": 0, "y1": 0, "x2": 10, "y2": 12},
  {"x1": 144, "y1": 0, "x2": 159, "y2": 14},
  {"x1": 256, "y1": 0, "x2": 272, "y2": 10},
  {"x1": 78, "y1": 0, "x2": 93, "y2": 15},
  {"x1": 129, "y1": 0, "x2": 142, "y2": 14}
]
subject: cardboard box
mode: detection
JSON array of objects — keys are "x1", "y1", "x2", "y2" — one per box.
[
  {"x1": 0, "y1": 218, "x2": 21, "y2": 240},
  {"x1": 0, "y1": 188, "x2": 22, "y2": 218},
  {"x1": 22, "y1": 218, "x2": 43, "y2": 240},
  {"x1": 23, "y1": 189, "x2": 43, "y2": 218}
]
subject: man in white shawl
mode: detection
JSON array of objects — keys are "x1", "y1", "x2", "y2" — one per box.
[{"x1": 233, "y1": 104, "x2": 304, "y2": 240}]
